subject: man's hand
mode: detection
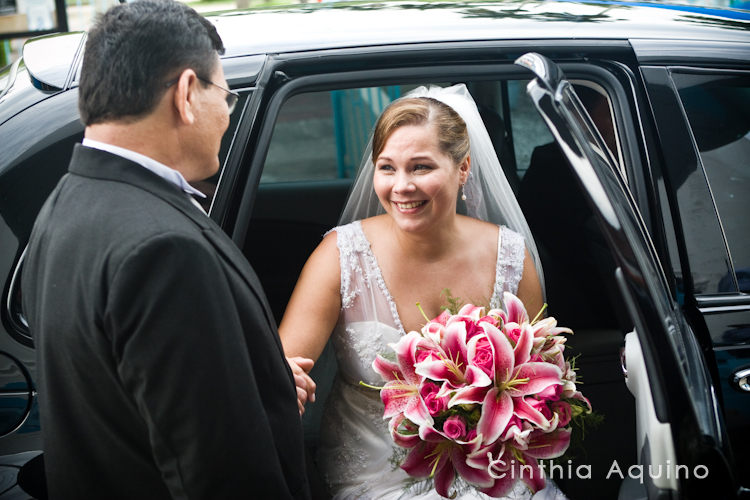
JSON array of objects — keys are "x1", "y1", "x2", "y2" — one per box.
[{"x1": 286, "y1": 356, "x2": 316, "y2": 416}]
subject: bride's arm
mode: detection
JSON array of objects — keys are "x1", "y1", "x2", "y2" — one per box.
[
  {"x1": 279, "y1": 231, "x2": 342, "y2": 362},
  {"x1": 517, "y1": 247, "x2": 545, "y2": 319}
]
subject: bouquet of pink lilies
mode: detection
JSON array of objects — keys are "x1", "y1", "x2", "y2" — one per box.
[{"x1": 372, "y1": 292, "x2": 591, "y2": 498}]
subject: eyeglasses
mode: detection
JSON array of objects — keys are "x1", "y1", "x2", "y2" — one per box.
[
  {"x1": 164, "y1": 76, "x2": 240, "y2": 114},
  {"x1": 196, "y1": 76, "x2": 240, "y2": 114}
]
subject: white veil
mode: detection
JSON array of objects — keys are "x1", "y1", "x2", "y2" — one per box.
[{"x1": 338, "y1": 83, "x2": 545, "y2": 294}]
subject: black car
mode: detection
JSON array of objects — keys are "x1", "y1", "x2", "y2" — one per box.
[{"x1": 1, "y1": 1, "x2": 749, "y2": 498}]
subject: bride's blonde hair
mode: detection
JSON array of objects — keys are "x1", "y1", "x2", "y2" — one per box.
[{"x1": 371, "y1": 97, "x2": 470, "y2": 166}]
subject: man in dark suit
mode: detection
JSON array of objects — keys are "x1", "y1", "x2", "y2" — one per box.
[{"x1": 21, "y1": 1, "x2": 313, "y2": 497}]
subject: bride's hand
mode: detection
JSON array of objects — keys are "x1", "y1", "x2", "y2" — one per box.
[{"x1": 286, "y1": 356, "x2": 317, "y2": 416}]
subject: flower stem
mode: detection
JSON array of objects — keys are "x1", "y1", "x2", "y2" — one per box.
[
  {"x1": 359, "y1": 381, "x2": 385, "y2": 390},
  {"x1": 416, "y1": 302, "x2": 430, "y2": 323},
  {"x1": 531, "y1": 303, "x2": 548, "y2": 324}
]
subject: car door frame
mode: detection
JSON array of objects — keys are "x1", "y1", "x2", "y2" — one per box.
[{"x1": 514, "y1": 51, "x2": 738, "y2": 499}]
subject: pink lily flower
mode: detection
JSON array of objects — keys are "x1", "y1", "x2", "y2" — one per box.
[
  {"x1": 502, "y1": 291, "x2": 530, "y2": 325},
  {"x1": 389, "y1": 413, "x2": 422, "y2": 448},
  {"x1": 455, "y1": 303, "x2": 485, "y2": 320},
  {"x1": 432, "y1": 309, "x2": 452, "y2": 326},
  {"x1": 531, "y1": 316, "x2": 573, "y2": 339},
  {"x1": 476, "y1": 322, "x2": 563, "y2": 444},
  {"x1": 401, "y1": 425, "x2": 492, "y2": 497},
  {"x1": 467, "y1": 428, "x2": 572, "y2": 497},
  {"x1": 372, "y1": 331, "x2": 433, "y2": 427},
  {"x1": 413, "y1": 321, "x2": 493, "y2": 406}
]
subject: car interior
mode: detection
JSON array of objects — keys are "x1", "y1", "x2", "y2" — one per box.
[{"x1": 242, "y1": 78, "x2": 637, "y2": 499}]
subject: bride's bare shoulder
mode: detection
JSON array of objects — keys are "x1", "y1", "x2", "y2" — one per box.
[
  {"x1": 457, "y1": 215, "x2": 500, "y2": 240},
  {"x1": 359, "y1": 214, "x2": 391, "y2": 235}
]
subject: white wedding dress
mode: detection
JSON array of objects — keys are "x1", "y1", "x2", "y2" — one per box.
[{"x1": 316, "y1": 221, "x2": 566, "y2": 500}]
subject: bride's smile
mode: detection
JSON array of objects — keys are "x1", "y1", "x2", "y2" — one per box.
[
  {"x1": 374, "y1": 124, "x2": 468, "y2": 231},
  {"x1": 394, "y1": 200, "x2": 427, "y2": 211}
]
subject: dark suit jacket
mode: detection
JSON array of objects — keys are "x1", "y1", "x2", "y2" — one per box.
[{"x1": 22, "y1": 145, "x2": 310, "y2": 499}]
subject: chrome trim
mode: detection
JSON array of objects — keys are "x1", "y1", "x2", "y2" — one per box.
[
  {"x1": 733, "y1": 368, "x2": 750, "y2": 393},
  {"x1": 5, "y1": 245, "x2": 29, "y2": 332}
]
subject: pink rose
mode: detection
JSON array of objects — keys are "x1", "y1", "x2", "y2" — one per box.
[
  {"x1": 472, "y1": 337, "x2": 494, "y2": 377},
  {"x1": 419, "y1": 381, "x2": 440, "y2": 399},
  {"x1": 442, "y1": 415, "x2": 467, "y2": 440},
  {"x1": 552, "y1": 400, "x2": 572, "y2": 427},
  {"x1": 537, "y1": 383, "x2": 562, "y2": 402},
  {"x1": 527, "y1": 397, "x2": 553, "y2": 420},
  {"x1": 424, "y1": 393, "x2": 447, "y2": 416},
  {"x1": 478, "y1": 315, "x2": 498, "y2": 327},
  {"x1": 505, "y1": 324, "x2": 523, "y2": 343},
  {"x1": 420, "y1": 382, "x2": 447, "y2": 416}
]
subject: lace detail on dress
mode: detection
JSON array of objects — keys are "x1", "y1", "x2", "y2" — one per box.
[
  {"x1": 319, "y1": 380, "x2": 389, "y2": 486},
  {"x1": 490, "y1": 226, "x2": 525, "y2": 308},
  {"x1": 334, "y1": 325, "x2": 388, "y2": 385},
  {"x1": 330, "y1": 223, "x2": 373, "y2": 309},
  {"x1": 333, "y1": 222, "x2": 405, "y2": 333},
  {"x1": 322, "y1": 386, "x2": 369, "y2": 480}
]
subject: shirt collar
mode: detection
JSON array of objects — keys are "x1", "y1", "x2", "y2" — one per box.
[{"x1": 81, "y1": 138, "x2": 206, "y2": 199}]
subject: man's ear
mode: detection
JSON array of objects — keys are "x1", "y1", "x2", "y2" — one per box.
[{"x1": 173, "y1": 68, "x2": 199, "y2": 125}]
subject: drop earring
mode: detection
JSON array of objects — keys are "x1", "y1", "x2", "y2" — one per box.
[{"x1": 461, "y1": 183, "x2": 467, "y2": 201}]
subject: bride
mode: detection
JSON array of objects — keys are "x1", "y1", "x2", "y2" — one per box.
[{"x1": 280, "y1": 84, "x2": 563, "y2": 499}]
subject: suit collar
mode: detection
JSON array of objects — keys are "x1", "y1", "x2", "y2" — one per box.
[
  {"x1": 69, "y1": 144, "x2": 279, "y2": 332},
  {"x1": 69, "y1": 144, "x2": 212, "y2": 229}
]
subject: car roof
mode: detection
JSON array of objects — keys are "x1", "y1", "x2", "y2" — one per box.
[
  {"x1": 4, "y1": 0, "x2": 749, "y2": 125},
  {"x1": 210, "y1": 0, "x2": 750, "y2": 58}
]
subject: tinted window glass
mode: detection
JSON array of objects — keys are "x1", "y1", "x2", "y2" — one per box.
[
  {"x1": 675, "y1": 72, "x2": 750, "y2": 293},
  {"x1": 261, "y1": 86, "x2": 401, "y2": 183},
  {"x1": 261, "y1": 82, "x2": 618, "y2": 187}
]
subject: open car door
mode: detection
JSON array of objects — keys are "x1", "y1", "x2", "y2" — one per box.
[{"x1": 514, "y1": 53, "x2": 738, "y2": 499}]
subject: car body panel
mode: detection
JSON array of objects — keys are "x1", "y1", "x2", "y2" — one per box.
[{"x1": 211, "y1": 0, "x2": 750, "y2": 58}]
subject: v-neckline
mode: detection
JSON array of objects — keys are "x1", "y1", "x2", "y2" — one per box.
[{"x1": 352, "y1": 220, "x2": 503, "y2": 335}]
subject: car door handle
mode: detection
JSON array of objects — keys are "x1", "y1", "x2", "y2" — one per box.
[{"x1": 733, "y1": 368, "x2": 750, "y2": 392}]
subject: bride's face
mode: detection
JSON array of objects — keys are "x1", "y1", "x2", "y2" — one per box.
[{"x1": 373, "y1": 123, "x2": 468, "y2": 232}]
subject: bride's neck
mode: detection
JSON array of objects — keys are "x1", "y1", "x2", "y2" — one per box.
[{"x1": 390, "y1": 216, "x2": 462, "y2": 262}]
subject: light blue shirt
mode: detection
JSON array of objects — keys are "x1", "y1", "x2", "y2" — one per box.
[{"x1": 81, "y1": 138, "x2": 207, "y2": 205}]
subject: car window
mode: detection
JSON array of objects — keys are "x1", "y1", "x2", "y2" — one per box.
[
  {"x1": 673, "y1": 72, "x2": 750, "y2": 293},
  {"x1": 260, "y1": 86, "x2": 403, "y2": 184},
  {"x1": 260, "y1": 80, "x2": 619, "y2": 187}
]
